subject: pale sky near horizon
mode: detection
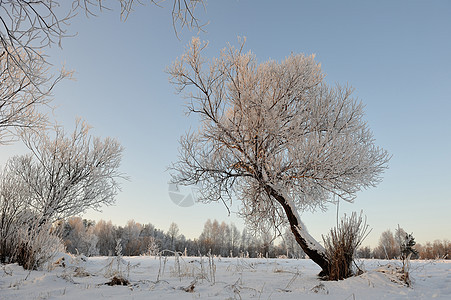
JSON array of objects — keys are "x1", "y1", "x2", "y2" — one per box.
[{"x1": 1, "y1": 0, "x2": 450, "y2": 247}]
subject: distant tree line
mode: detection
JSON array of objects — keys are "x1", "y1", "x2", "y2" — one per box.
[
  {"x1": 357, "y1": 228, "x2": 450, "y2": 260},
  {"x1": 58, "y1": 218, "x2": 306, "y2": 258},
  {"x1": 59, "y1": 219, "x2": 450, "y2": 260}
]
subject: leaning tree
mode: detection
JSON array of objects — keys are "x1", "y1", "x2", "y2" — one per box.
[{"x1": 168, "y1": 38, "x2": 390, "y2": 276}]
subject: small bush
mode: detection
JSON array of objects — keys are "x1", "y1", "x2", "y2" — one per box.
[
  {"x1": 14, "y1": 223, "x2": 65, "y2": 270},
  {"x1": 322, "y1": 211, "x2": 370, "y2": 280}
]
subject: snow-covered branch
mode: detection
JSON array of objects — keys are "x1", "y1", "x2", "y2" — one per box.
[{"x1": 6, "y1": 120, "x2": 125, "y2": 224}]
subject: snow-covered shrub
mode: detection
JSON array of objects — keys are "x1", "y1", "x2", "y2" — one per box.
[
  {"x1": 0, "y1": 163, "x2": 32, "y2": 263},
  {"x1": 0, "y1": 211, "x2": 26, "y2": 264},
  {"x1": 0, "y1": 204, "x2": 65, "y2": 270},
  {"x1": 14, "y1": 222, "x2": 65, "y2": 270},
  {"x1": 145, "y1": 236, "x2": 160, "y2": 256},
  {"x1": 0, "y1": 173, "x2": 64, "y2": 270},
  {"x1": 322, "y1": 212, "x2": 370, "y2": 280},
  {"x1": 101, "y1": 239, "x2": 139, "y2": 286},
  {"x1": 103, "y1": 239, "x2": 128, "y2": 279}
]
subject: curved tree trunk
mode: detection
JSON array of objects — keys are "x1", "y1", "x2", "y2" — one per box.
[{"x1": 265, "y1": 184, "x2": 330, "y2": 276}]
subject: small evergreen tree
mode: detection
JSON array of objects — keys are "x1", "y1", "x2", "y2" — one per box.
[
  {"x1": 402, "y1": 234, "x2": 417, "y2": 254},
  {"x1": 400, "y1": 233, "x2": 418, "y2": 264},
  {"x1": 397, "y1": 227, "x2": 417, "y2": 286}
]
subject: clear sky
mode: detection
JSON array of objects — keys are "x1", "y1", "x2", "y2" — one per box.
[{"x1": 1, "y1": 0, "x2": 450, "y2": 247}]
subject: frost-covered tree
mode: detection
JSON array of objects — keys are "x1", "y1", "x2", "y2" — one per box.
[
  {"x1": 0, "y1": 49, "x2": 69, "y2": 143},
  {"x1": 356, "y1": 246, "x2": 372, "y2": 259},
  {"x1": 122, "y1": 220, "x2": 143, "y2": 256},
  {"x1": 228, "y1": 223, "x2": 241, "y2": 257},
  {"x1": 240, "y1": 228, "x2": 251, "y2": 256},
  {"x1": 0, "y1": 163, "x2": 33, "y2": 262},
  {"x1": 168, "y1": 38, "x2": 390, "y2": 276},
  {"x1": 198, "y1": 219, "x2": 214, "y2": 254},
  {"x1": 94, "y1": 219, "x2": 116, "y2": 256},
  {"x1": 0, "y1": 0, "x2": 205, "y2": 77},
  {"x1": 167, "y1": 222, "x2": 180, "y2": 251},
  {"x1": 0, "y1": 1, "x2": 205, "y2": 143},
  {"x1": 0, "y1": 120, "x2": 122, "y2": 267},
  {"x1": 0, "y1": 0, "x2": 206, "y2": 79},
  {"x1": 198, "y1": 219, "x2": 242, "y2": 257},
  {"x1": 282, "y1": 228, "x2": 306, "y2": 259},
  {"x1": 8, "y1": 120, "x2": 123, "y2": 226},
  {"x1": 375, "y1": 229, "x2": 398, "y2": 259},
  {"x1": 62, "y1": 217, "x2": 99, "y2": 256}
]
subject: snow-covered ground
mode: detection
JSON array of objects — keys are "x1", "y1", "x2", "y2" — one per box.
[{"x1": 1, "y1": 255, "x2": 450, "y2": 299}]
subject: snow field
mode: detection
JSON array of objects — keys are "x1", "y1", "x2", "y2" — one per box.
[{"x1": 1, "y1": 255, "x2": 450, "y2": 299}]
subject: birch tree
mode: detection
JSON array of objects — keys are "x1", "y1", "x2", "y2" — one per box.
[{"x1": 168, "y1": 38, "x2": 390, "y2": 276}]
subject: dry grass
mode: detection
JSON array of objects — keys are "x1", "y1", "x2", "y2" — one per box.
[{"x1": 323, "y1": 212, "x2": 370, "y2": 280}]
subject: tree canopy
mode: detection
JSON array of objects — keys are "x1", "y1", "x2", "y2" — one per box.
[{"x1": 168, "y1": 38, "x2": 390, "y2": 276}]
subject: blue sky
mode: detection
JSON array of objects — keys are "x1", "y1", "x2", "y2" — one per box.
[{"x1": 1, "y1": 0, "x2": 450, "y2": 247}]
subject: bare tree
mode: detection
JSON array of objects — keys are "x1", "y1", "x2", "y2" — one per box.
[
  {"x1": 374, "y1": 229, "x2": 399, "y2": 259},
  {"x1": 122, "y1": 219, "x2": 142, "y2": 256},
  {"x1": 62, "y1": 216, "x2": 98, "y2": 256},
  {"x1": 0, "y1": 48, "x2": 69, "y2": 143},
  {"x1": 168, "y1": 38, "x2": 390, "y2": 276},
  {"x1": 228, "y1": 223, "x2": 241, "y2": 257},
  {"x1": 167, "y1": 222, "x2": 180, "y2": 251},
  {"x1": 0, "y1": 0, "x2": 205, "y2": 142},
  {"x1": 282, "y1": 228, "x2": 305, "y2": 259},
  {"x1": 0, "y1": 157, "x2": 65, "y2": 268},
  {"x1": 94, "y1": 219, "x2": 116, "y2": 256},
  {"x1": 0, "y1": 161, "x2": 33, "y2": 262},
  {"x1": 0, "y1": 0, "x2": 206, "y2": 79},
  {"x1": 7, "y1": 119, "x2": 124, "y2": 226}
]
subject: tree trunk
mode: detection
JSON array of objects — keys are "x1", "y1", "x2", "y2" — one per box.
[{"x1": 265, "y1": 184, "x2": 330, "y2": 276}]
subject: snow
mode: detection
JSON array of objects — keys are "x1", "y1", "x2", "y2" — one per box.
[{"x1": 1, "y1": 255, "x2": 450, "y2": 299}]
